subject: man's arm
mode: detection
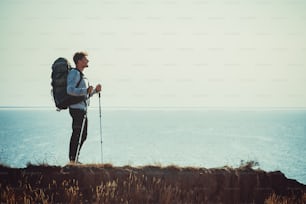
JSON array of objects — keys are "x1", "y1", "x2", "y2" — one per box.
[{"x1": 67, "y1": 69, "x2": 88, "y2": 96}]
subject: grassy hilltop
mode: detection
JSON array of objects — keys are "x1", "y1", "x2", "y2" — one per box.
[{"x1": 0, "y1": 162, "x2": 305, "y2": 203}]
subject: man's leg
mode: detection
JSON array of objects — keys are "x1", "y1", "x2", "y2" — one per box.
[{"x1": 69, "y1": 109, "x2": 87, "y2": 162}]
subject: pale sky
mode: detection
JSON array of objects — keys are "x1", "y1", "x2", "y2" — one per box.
[{"x1": 0, "y1": 0, "x2": 306, "y2": 108}]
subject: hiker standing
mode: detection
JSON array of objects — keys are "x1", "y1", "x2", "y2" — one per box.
[{"x1": 67, "y1": 52, "x2": 102, "y2": 163}]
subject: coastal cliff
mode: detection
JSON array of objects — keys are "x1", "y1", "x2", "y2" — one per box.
[{"x1": 0, "y1": 163, "x2": 305, "y2": 203}]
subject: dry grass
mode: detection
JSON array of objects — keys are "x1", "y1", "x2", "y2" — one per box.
[
  {"x1": 239, "y1": 160, "x2": 260, "y2": 169},
  {"x1": 4, "y1": 177, "x2": 305, "y2": 204},
  {"x1": 264, "y1": 193, "x2": 306, "y2": 204},
  {"x1": 1, "y1": 162, "x2": 305, "y2": 203},
  {"x1": 65, "y1": 163, "x2": 114, "y2": 169},
  {"x1": 1, "y1": 173, "x2": 195, "y2": 203}
]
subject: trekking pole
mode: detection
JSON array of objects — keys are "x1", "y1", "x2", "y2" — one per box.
[
  {"x1": 75, "y1": 109, "x2": 87, "y2": 163},
  {"x1": 99, "y1": 92, "x2": 103, "y2": 163}
]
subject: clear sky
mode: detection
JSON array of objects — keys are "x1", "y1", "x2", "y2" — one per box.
[{"x1": 0, "y1": 0, "x2": 305, "y2": 108}]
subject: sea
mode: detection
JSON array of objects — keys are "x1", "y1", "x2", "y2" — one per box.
[{"x1": 0, "y1": 107, "x2": 305, "y2": 184}]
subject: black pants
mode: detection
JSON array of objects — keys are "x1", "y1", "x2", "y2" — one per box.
[{"x1": 69, "y1": 108, "x2": 88, "y2": 161}]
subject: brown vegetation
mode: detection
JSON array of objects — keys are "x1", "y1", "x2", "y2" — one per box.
[{"x1": 0, "y1": 163, "x2": 305, "y2": 203}]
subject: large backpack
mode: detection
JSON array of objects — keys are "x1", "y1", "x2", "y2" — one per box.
[{"x1": 51, "y1": 57, "x2": 86, "y2": 110}]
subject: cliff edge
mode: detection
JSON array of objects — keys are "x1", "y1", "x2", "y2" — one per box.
[{"x1": 0, "y1": 163, "x2": 305, "y2": 203}]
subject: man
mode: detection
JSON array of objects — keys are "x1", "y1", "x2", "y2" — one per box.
[{"x1": 67, "y1": 51, "x2": 102, "y2": 163}]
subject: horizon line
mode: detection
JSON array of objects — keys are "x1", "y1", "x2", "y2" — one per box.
[{"x1": 1, "y1": 105, "x2": 306, "y2": 111}]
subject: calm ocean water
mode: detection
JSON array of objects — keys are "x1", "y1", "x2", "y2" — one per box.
[{"x1": 0, "y1": 108, "x2": 305, "y2": 184}]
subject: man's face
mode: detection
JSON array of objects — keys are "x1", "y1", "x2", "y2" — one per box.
[{"x1": 79, "y1": 56, "x2": 89, "y2": 68}]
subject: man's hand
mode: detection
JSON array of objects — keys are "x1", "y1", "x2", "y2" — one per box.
[
  {"x1": 95, "y1": 84, "x2": 102, "y2": 93},
  {"x1": 87, "y1": 86, "x2": 94, "y2": 94}
]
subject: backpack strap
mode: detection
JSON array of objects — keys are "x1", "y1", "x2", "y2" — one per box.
[
  {"x1": 74, "y1": 68, "x2": 84, "y2": 88},
  {"x1": 73, "y1": 68, "x2": 87, "y2": 105}
]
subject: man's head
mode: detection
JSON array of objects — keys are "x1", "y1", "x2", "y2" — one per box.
[{"x1": 73, "y1": 52, "x2": 89, "y2": 69}]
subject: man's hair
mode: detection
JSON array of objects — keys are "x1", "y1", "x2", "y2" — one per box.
[{"x1": 73, "y1": 52, "x2": 88, "y2": 65}]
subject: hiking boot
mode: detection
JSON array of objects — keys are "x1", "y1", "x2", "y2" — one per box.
[{"x1": 68, "y1": 160, "x2": 82, "y2": 165}]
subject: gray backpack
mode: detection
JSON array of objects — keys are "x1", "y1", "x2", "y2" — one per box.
[{"x1": 51, "y1": 58, "x2": 85, "y2": 110}]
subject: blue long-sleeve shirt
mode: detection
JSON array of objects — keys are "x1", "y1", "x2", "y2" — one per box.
[{"x1": 67, "y1": 68, "x2": 94, "y2": 110}]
